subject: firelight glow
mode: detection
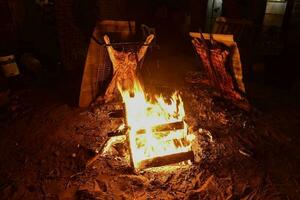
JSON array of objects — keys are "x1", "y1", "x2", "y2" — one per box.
[{"x1": 118, "y1": 80, "x2": 195, "y2": 169}]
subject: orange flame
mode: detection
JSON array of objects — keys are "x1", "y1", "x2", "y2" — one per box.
[{"x1": 118, "y1": 80, "x2": 194, "y2": 169}]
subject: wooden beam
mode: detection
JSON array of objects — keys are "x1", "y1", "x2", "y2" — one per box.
[
  {"x1": 108, "y1": 109, "x2": 125, "y2": 118},
  {"x1": 107, "y1": 126, "x2": 128, "y2": 137},
  {"x1": 136, "y1": 151, "x2": 194, "y2": 169},
  {"x1": 136, "y1": 121, "x2": 185, "y2": 135},
  {"x1": 189, "y1": 32, "x2": 234, "y2": 42},
  {"x1": 152, "y1": 121, "x2": 184, "y2": 132}
]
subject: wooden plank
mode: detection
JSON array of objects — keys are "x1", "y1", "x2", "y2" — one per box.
[
  {"x1": 136, "y1": 121, "x2": 185, "y2": 135},
  {"x1": 108, "y1": 121, "x2": 185, "y2": 137},
  {"x1": 152, "y1": 121, "x2": 184, "y2": 132},
  {"x1": 189, "y1": 32, "x2": 234, "y2": 42},
  {"x1": 108, "y1": 109, "x2": 125, "y2": 118},
  {"x1": 107, "y1": 126, "x2": 128, "y2": 137},
  {"x1": 137, "y1": 151, "x2": 194, "y2": 169}
]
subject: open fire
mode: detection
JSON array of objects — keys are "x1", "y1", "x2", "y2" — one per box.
[
  {"x1": 118, "y1": 80, "x2": 195, "y2": 169},
  {"x1": 98, "y1": 34, "x2": 195, "y2": 170}
]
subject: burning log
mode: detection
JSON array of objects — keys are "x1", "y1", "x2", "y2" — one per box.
[
  {"x1": 102, "y1": 78, "x2": 194, "y2": 170},
  {"x1": 107, "y1": 126, "x2": 128, "y2": 137},
  {"x1": 103, "y1": 34, "x2": 154, "y2": 102},
  {"x1": 137, "y1": 151, "x2": 194, "y2": 169},
  {"x1": 136, "y1": 121, "x2": 185, "y2": 134},
  {"x1": 152, "y1": 121, "x2": 184, "y2": 132},
  {"x1": 107, "y1": 121, "x2": 185, "y2": 137},
  {"x1": 108, "y1": 109, "x2": 125, "y2": 118}
]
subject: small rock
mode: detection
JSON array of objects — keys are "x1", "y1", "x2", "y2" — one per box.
[
  {"x1": 54, "y1": 150, "x2": 60, "y2": 157},
  {"x1": 93, "y1": 180, "x2": 101, "y2": 193},
  {"x1": 77, "y1": 180, "x2": 105, "y2": 199},
  {"x1": 0, "y1": 90, "x2": 10, "y2": 107},
  {"x1": 92, "y1": 107, "x2": 101, "y2": 115},
  {"x1": 96, "y1": 180, "x2": 107, "y2": 192}
]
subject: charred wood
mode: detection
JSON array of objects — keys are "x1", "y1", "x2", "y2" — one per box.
[
  {"x1": 107, "y1": 127, "x2": 129, "y2": 137},
  {"x1": 136, "y1": 121, "x2": 185, "y2": 135},
  {"x1": 137, "y1": 151, "x2": 194, "y2": 169},
  {"x1": 108, "y1": 109, "x2": 125, "y2": 118}
]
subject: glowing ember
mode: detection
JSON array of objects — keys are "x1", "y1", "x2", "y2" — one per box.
[{"x1": 118, "y1": 80, "x2": 195, "y2": 169}]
